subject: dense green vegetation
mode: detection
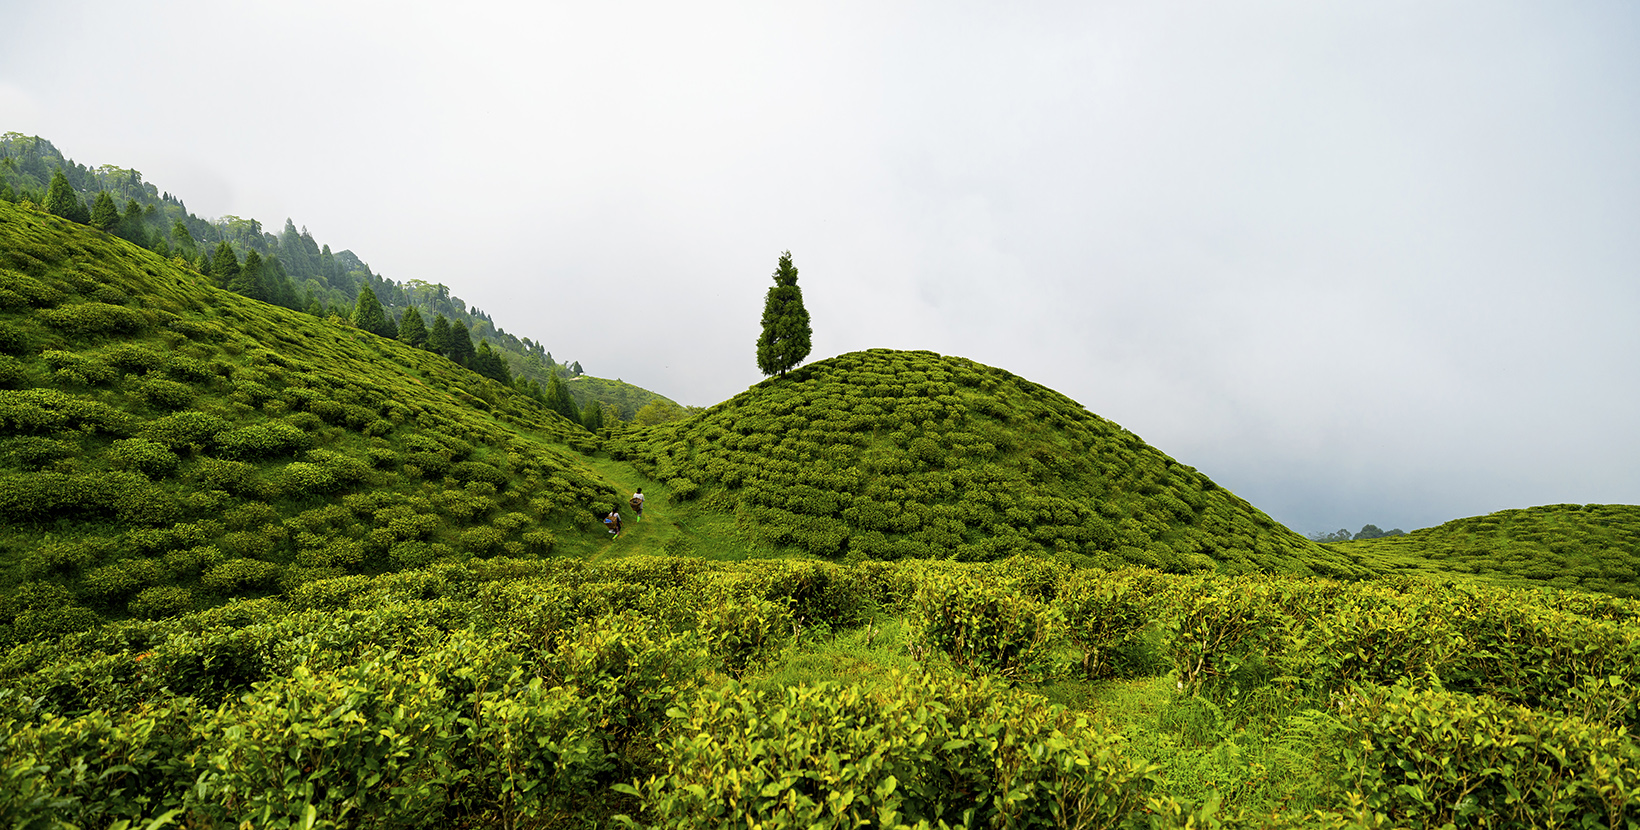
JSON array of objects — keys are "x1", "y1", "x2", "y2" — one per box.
[
  {"x1": 6, "y1": 555, "x2": 1639, "y2": 828},
  {"x1": 0, "y1": 133, "x2": 679, "y2": 421},
  {"x1": 1331, "y1": 503, "x2": 1640, "y2": 598},
  {"x1": 611, "y1": 349, "x2": 1363, "y2": 576},
  {"x1": 3, "y1": 158, "x2": 1639, "y2": 828},
  {"x1": 0, "y1": 198, "x2": 627, "y2": 646}
]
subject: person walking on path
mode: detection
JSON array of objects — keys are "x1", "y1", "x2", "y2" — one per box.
[
  {"x1": 604, "y1": 509, "x2": 623, "y2": 538},
  {"x1": 629, "y1": 489, "x2": 645, "y2": 521}
]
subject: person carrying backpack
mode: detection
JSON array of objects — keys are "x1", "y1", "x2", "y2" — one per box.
[
  {"x1": 604, "y1": 509, "x2": 622, "y2": 538},
  {"x1": 629, "y1": 489, "x2": 645, "y2": 521}
]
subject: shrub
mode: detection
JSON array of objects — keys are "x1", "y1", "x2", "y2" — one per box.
[
  {"x1": 140, "y1": 410, "x2": 228, "y2": 452},
  {"x1": 101, "y1": 344, "x2": 164, "y2": 374},
  {"x1": 214, "y1": 422, "x2": 311, "y2": 460},
  {"x1": 1331, "y1": 683, "x2": 1640, "y2": 827},
  {"x1": 461, "y1": 526, "x2": 507, "y2": 555},
  {"x1": 0, "y1": 355, "x2": 24, "y2": 388},
  {"x1": 128, "y1": 585, "x2": 195, "y2": 619},
  {"x1": 450, "y1": 460, "x2": 509, "y2": 489},
  {"x1": 37, "y1": 302, "x2": 146, "y2": 337},
  {"x1": 0, "y1": 389, "x2": 135, "y2": 436},
  {"x1": 0, "y1": 319, "x2": 32, "y2": 354},
  {"x1": 5, "y1": 436, "x2": 77, "y2": 470},
  {"x1": 908, "y1": 566, "x2": 1062, "y2": 682},
  {"x1": 80, "y1": 557, "x2": 166, "y2": 605},
  {"x1": 106, "y1": 438, "x2": 180, "y2": 478},
  {"x1": 191, "y1": 458, "x2": 263, "y2": 497},
  {"x1": 131, "y1": 376, "x2": 195, "y2": 411},
  {"x1": 625, "y1": 671, "x2": 1158, "y2": 829},
  {"x1": 200, "y1": 559, "x2": 282, "y2": 593}
]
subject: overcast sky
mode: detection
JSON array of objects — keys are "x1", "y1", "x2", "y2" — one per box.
[{"x1": 4, "y1": 1, "x2": 1637, "y2": 535}]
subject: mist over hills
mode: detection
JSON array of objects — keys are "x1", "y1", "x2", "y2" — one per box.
[{"x1": 0, "y1": 132, "x2": 676, "y2": 421}]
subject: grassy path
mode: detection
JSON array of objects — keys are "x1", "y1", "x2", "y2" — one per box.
[{"x1": 571, "y1": 453, "x2": 686, "y2": 563}]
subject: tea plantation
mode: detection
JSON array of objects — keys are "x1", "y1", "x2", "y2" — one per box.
[
  {"x1": 3, "y1": 196, "x2": 1640, "y2": 828},
  {"x1": 608, "y1": 350, "x2": 1366, "y2": 577}
]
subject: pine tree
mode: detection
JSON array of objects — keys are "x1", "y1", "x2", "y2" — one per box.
[
  {"x1": 210, "y1": 242, "x2": 239, "y2": 288},
  {"x1": 44, "y1": 168, "x2": 79, "y2": 221},
  {"x1": 472, "y1": 341, "x2": 513, "y2": 384},
  {"x1": 428, "y1": 314, "x2": 452, "y2": 355},
  {"x1": 756, "y1": 250, "x2": 812, "y2": 377},
  {"x1": 90, "y1": 191, "x2": 118, "y2": 231},
  {"x1": 398, "y1": 306, "x2": 429, "y2": 348},
  {"x1": 447, "y1": 320, "x2": 477, "y2": 365},
  {"x1": 352, "y1": 286, "x2": 390, "y2": 336},
  {"x1": 232, "y1": 250, "x2": 266, "y2": 300}
]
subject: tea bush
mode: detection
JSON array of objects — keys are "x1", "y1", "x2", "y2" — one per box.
[
  {"x1": 621, "y1": 671, "x2": 1158, "y2": 829},
  {"x1": 106, "y1": 437, "x2": 179, "y2": 478},
  {"x1": 37, "y1": 302, "x2": 146, "y2": 338},
  {"x1": 1330, "y1": 683, "x2": 1640, "y2": 827}
]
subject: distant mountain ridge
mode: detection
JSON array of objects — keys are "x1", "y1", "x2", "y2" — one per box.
[{"x1": 0, "y1": 132, "x2": 677, "y2": 420}]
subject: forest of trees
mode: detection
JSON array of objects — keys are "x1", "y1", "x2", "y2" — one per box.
[{"x1": 0, "y1": 133, "x2": 666, "y2": 430}]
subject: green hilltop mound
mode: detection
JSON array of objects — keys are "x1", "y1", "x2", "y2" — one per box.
[
  {"x1": 1330, "y1": 503, "x2": 1640, "y2": 597},
  {"x1": 612, "y1": 348, "x2": 1360, "y2": 576},
  {"x1": 0, "y1": 199, "x2": 626, "y2": 644}
]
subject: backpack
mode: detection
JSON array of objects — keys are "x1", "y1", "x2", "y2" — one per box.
[{"x1": 629, "y1": 496, "x2": 643, "y2": 509}]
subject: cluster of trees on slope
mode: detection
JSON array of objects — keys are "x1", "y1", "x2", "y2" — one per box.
[
  {"x1": 7, "y1": 554, "x2": 1640, "y2": 827},
  {"x1": 1308, "y1": 524, "x2": 1406, "y2": 543},
  {"x1": 1330, "y1": 503, "x2": 1640, "y2": 597},
  {"x1": 0, "y1": 134, "x2": 677, "y2": 423},
  {"x1": 0, "y1": 199, "x2": 630, "y2": 644},
  {"x1": 611, "y1": 347, "x2": 1361, "y2": 576}
]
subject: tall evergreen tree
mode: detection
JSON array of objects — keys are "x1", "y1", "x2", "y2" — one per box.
[
  {"x1": 351, "y1": 286, "x2": 390, "y2": 336},
  {"x1": 428, "y1": 314, "x2": 452, "y2": 355},
  {"x1": 232, "y1": 250, "x2": 266, "y2": 300},
  {"x1": 472, "y1": 341, "x2": 513, "y2": 384},
  {"x1": 398, "y1": 306, "x2": 429, "y2": 348},
  {"x1": 447, "y1": 320, "x2": 477, "y2": 365},
  {"x1": 44, "y1": 168, "x2": 81, "y2": 221},
  {"x1": 756, "y1": 250, "x2": 812, "y2": 377},
  {"x1": 90, "y1": 191, "x2": 118, "y2": 231},
  {"x1": 210, "y1": 241, "x2": 239, "y2": 288}
]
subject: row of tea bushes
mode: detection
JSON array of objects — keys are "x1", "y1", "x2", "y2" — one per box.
[{"x1": 6, "y1": 555, "x2": 1640, "y2": 827}]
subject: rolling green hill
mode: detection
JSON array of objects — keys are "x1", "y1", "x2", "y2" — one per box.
[
  {"x1": 0, "y1": 198, "x2": 628, "y2": 645},
  {"x1": 610, "y1": 348, "x2": 1363, "y2": 577},
  {"x1": 1328, "y1": 503, "x2": 1640, "y2": 597}
]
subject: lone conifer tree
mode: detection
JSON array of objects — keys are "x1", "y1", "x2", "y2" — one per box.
[{"x1": 756, "y1": 251, "x2": 811, "y2": 377}]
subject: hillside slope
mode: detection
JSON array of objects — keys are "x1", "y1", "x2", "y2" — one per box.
[
  {"x1": 612, "y1": 349, "x2": 1362, "y2": 576},
  {"x1": 1330, "y1": 503, "x2": 1640, "y2": 597},
  {"x1": 0, "y1": 199, "x2": 626, "y2": 644}
]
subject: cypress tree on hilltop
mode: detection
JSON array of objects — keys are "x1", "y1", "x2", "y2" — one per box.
[
  {"x1": 233, "y1": 250, "x2": 266, "y2": 301},
  {"x1": 756, "y1": 250, "x2": 812, "y2": 377}
]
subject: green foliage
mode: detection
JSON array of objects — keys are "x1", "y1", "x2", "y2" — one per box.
[
  {"x1": 755, "y1": 250, "x2": 812, "y2": 377},
  {"x1": 38, "y1": 302, "x2": 147, "y2": 338},
  {"x1": 614, "y1": 348, "x2": 1347, "y2": 575},
  {"x1": 1330, "y1": 683, "x2": 1640, "y2": 827},
  {"x1": 1335, "y1": 503, "x2": 1640, "y2": 598},
  {"x1": 623, "y1": 671, "x2": 1158, "y2": 829}
]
